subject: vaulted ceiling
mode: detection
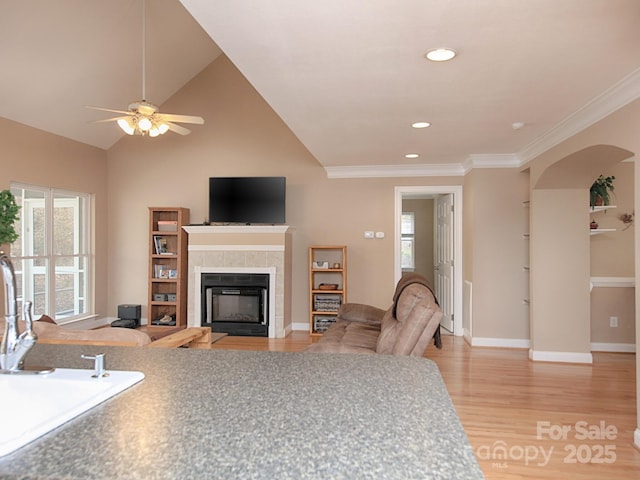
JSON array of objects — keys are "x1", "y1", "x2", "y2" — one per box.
[{"x1": 2, "y1": 0, "x2": 639, "y2": 174}]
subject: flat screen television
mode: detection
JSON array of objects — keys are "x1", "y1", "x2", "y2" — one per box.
[{"x1": 209, "y1": 177, "x2": 286, "y2": 224}]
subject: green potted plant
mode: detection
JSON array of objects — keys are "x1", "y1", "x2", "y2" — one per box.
[
  {"x1": 0, "y1": 189, "x2": 20, "y2": 251},
  {"x1": 589, "y1": 175, "x2": 615, "y2": 207}
]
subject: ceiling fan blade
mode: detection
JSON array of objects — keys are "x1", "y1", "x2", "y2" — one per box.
[
  {"x1": 158, "y1": 113, "x2": 204, "y2": 125},
  {"x1": 165, "y1": 122, "x2": 192, "y2": 135},
  {"x1": 91, "y1": 116, "x2": 129, "y2": 124},
  {"x1": 86, "y1": 105, "x2": 133, "y2": 115}
]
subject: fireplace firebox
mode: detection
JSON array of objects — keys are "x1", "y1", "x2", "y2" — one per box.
[{"x1": 201, "y1": 273, "x2": 269, "y2": 336}]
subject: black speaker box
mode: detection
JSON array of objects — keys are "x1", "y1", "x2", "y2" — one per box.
[
  {"x1": 111, "y1": 318, "x2": 138, "y2": 329},
  {"x1": 118, "y1": 304, "x2": 141, "y2": 321}
]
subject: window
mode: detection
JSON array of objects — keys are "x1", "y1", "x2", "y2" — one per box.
[
  {"x1": 401, "y1": 212, "x2": 415, "y2": 270},
  {"x1": 9, "y1": 184, "x2": 92, "y2": 323}
]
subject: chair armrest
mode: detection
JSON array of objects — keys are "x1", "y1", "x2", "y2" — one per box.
[{"x1": 337, "y1": 303, "x2": 386, "y2": 324}]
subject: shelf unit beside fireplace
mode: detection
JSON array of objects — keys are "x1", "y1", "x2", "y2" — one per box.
[
  {"x1": 309, "y1": 245, "x2": 347, "y2": 336},
  {"x1": 148, "y1": 207, "x2": 189, "y2": 330}
]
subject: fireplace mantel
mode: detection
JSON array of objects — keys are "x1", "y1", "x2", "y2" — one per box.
[
  {"x1": 185, "y1": 225, "x2": 292, "y2": 338},
  {"x1": 184, "y1": 225, "x2": 291, "y2": 235}
]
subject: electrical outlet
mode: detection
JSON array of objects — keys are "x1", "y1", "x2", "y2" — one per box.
[{"x1": 609, "y1": 316, "x2": 618, "y2": 328}]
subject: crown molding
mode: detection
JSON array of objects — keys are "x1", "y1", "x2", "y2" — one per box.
[
  {"x1": 462, "y1": 154, "x2": 522, "y2": 174},
  {"x1": 518, "y1": 66, "x2": 640, "y2": 166},
  {"x1": 324, "y1": 163, "x2": 465, "y2": 178},
  {"x1": 323, "y1": 67, "x2": 640, "y2": 179}
]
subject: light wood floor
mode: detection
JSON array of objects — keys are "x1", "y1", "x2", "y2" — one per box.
[{"x1": 210, "y1": 332, "x2": 640, "y2": 479}]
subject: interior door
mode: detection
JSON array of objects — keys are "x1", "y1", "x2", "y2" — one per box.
[{"x1": 435, "y1": 194, "x2": 454, "y2": 332}]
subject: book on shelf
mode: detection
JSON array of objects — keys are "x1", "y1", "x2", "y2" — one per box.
[{"x1": 153, "y1": 236, "x2": 174, "y2": 255}]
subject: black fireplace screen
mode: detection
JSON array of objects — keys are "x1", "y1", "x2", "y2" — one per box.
[{"x1": 201, "y1": 273, "x2": 269, "y2": 336}]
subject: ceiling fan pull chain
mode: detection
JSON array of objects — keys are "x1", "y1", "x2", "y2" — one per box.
[{"x1": 141, "y1": 0, "x2": 146, "y2": 102}]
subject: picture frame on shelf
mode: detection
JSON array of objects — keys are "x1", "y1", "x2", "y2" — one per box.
[
  {"x1": 154, "y1": 264, "x2": 170, "y2": 279},
  {"x1": 168, "y1": 270, "x2": 178, "y2": 279}
]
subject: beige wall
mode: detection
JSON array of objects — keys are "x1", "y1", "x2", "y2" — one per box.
[
  {"x1": 106, "y1": 56, "x2": 462, "y2": 323},
  {"x1": 464, "y1": 168, "x2": 530, "y2": 340},
  {"x1": 530, "y1": 188, "x2": 591, "y2": 354},
  {"x1": 0, "y1": 117, "x2": 108, "y2": 318},
  {"x1": 591, "y1": 286, "x2": 635, "y2": 344}
]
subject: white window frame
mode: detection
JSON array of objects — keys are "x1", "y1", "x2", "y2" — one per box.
[
  {"x1": 401, "y1": 211, "x2": 415, "y2": 270},
  {"x1": 10, "y1": 183, "x2": 93, "y2": 323}
]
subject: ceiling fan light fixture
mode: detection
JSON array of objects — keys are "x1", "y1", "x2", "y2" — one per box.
[
  {"x1": 425, "y1": 48, "x2": 456, "y2": 62},
  {"x1": 149, "y1": 121, "x2": 169, "y2": 137},
  {"x1": 138, "y1": 116, "x2": 152, "y2": 131},
  {"x1": 117, "y1": 117, "x2": 136, "y2": 135}
]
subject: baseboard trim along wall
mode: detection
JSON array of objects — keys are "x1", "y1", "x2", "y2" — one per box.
[
  {"x1": 529, "y1": 349, "x2": 593, "y2": 364},
  {"x1": 471, "y1": 337, "x2": 530, "y2": 349},
  {"x1": 635, "y1": 428, "x2": 640, "y2": 451},
  {"x1": 590, "y1": 342, "x2": 636, "y2": 353},
  {"x1": 292, "y1": 322, "x2": 309, "y2": 331}
]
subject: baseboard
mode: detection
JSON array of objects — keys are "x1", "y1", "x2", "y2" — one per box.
[
  {"x1": 635, "y1": 429, "x2": 640, "y2": 450},
  {"x1": 471, "y1": 337, "x2": 530, "y2": 349},
  {"x1": 291, "y1": 322, "x2": 309, "y2": 331},
  {"x1": 462, "y1": 328, "x2": 473, "y2": 346},
  {"x1": 529, "y1": 349, "x2": 593, "y2": 364},
  {"x1": 590, "y1": 342, "x2": 636, "y2": 353}
]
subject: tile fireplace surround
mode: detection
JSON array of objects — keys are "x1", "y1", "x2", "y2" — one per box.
[{"x1": 183, "y1": 225, "x2": 293, "y2": 338}]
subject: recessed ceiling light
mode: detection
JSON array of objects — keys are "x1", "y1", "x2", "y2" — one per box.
[
  {"x1": 512, "y1": 121, "x2": 525, "y2": 130},
  {"x1": 405, "y1": 153, "x2": 420, "y2": 159},
  {"x1": 411, "y1": 122, "x2": 431, "y2": 129},
  {"x1": 425, "y1": 48, "x2": 456, "y2": 62}
]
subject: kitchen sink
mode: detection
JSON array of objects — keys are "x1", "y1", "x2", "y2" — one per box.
[{"x1": 0, "y1": 368, "x2": 144, "y2": 457}]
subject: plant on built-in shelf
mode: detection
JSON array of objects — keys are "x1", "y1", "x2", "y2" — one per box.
[{"x1": 589, "y1": 175, "x2": 615, "y2": 207}]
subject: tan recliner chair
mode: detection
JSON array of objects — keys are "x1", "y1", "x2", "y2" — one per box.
[{"x1": 305, "y1": 273, "x2": 443, "y2": 356}]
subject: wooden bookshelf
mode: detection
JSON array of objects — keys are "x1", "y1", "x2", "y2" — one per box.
[{"x1": 148, "y1": 207, "x2": 189, "y2": 330}]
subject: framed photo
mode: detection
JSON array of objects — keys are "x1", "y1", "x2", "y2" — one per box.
[
  {"x1": 154, "y1": 264, "x2": 170, "y2": 279},
  {"x1": 168, "y1": 270, "x2": 178, "y2": 279}
]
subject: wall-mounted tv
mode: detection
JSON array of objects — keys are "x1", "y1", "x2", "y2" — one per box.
[{"x1": 209, "y1": 176, "x2": 286, "y2": 225}]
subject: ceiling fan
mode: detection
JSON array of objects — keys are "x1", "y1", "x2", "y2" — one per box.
[{"x1": 88, "y1": 0, "x2": 204, "y2": 137}]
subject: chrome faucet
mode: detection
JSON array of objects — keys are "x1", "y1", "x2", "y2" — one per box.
[{"x1": 0, "y1": 254, "x2": 38, "y2": 372}]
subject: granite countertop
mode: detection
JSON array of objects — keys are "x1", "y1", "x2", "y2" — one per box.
[{"x1": 0, "y1": 344, "x2": 483, "y2": 479}]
